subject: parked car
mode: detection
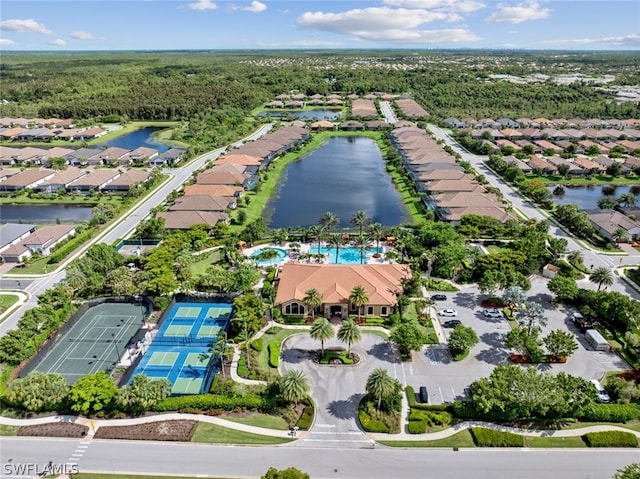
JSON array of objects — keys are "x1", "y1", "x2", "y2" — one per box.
[
  {"x1": 431, "y1": 294, "x2": 447, "y2": 301},
  {"x1": 419, "y1": 386, "x2": 429, "y2": 403},
  {"x1": 590, "y1": 379, "x2": 611, "y2": 403},
  {"x1": 483, "y1": 308, "x2": 503, "y2": 319},
  {"x1": 442, "y1": 319, "x2": 462, "y2": 328},
  {"x1": 438, "y1": 309, "x2": 458, "y2": 317}
]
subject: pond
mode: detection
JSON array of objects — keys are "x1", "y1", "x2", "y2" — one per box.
[
  {"x1": 258, "y1": 110, "x2": 342, "y2": 121},
  {"x1": 0, "y1": 204, "x2": 94, "y2": 224},
  {"x1": 100, "y1": 127, "x2": 170, "y2": 152},
  {"x1": 264, "y1": 136, "x2": 410, "y2": 228},
  {"x1": 547, "y1": 184, "x2": 640, "y2": 210}
]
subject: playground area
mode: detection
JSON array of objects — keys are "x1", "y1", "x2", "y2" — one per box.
[
  {"x1": 129, "y1": 302, "x2": 232, "y2": 395},
  {"x1": 25, "y1": 302, "x2": 146, "y2": 384}
]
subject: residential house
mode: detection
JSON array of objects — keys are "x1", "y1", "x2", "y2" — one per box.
[
  {"x1": 0, "y1": 167, "x2": 20, "y2": 181},
  {"x1": 588, "y1": 210, "x2": 640, "y2": 242},
  {"x1": 195, "y1": 170, "x2": 255, "y2": 190},
  {"x1": 0, "y1": 223, "x2": 37, "y2": 255},
  {"x1": 66, "y1": 169, "x2": 121, "y2": 193},
  {"x1": 0, "y1": 169, "x2": 56, "y2": 192},
  {"x1": 157, "y1": 211, "x2": 228, "y2": 230},
  {"x1": 444, "y1": 118, "x2": 466, "y2": 129},
  {"x1": 527, "y1": 156, "x2": 558, "y2": 174},
  {"x1": 339, "y1": 120, "x2": 365, "y2": 131},
  {"x1": 573, "y1": 157, "x2": 606, "y2": 173},
  {"x1": 169, "y1": 195, "x2": 236, "y2": 212},
  {"x1": 63, "y1": 148, "x2": 102, "y2": 167},
  {"x1": 504, "y1": 156, "x2": 532, "y2": 174},
  {"x1": 215, "y1": 154, "x2": 263, "y2": 169},
  {"x1": 534, "y1": 139, "x2": 563, "y2": 153},
  {"x1": 394, "y1": 99, "x2": 428, "y2": 118},
  {"x1": 437, "y1": 205, "x2": 517, "y2": 225},
  {"x1": 183, "y1": 184, "x2": 243, "y2": 198},
  {"x1": 548, "y1": 157, "x2": 585, "y2": 175},
  {"x1": 274, "y1": 263, "x2": 411, "y2": 319},
  {"x1": 310, "y1": 120, "x2": 336, "y2": 131},
  {"x1": 101, "y1": 169, "x2": 151, "y2": 193},
  {"x1": 0, "y1": 224, "x2": 76, "y2": 263},
  {"x1": 72, "y1": 127, "x2": 106, "y2": 141},
  {"x1": 32, "y1": 167, "x2": 87, "y2": 193},
  {"x1": 149, "y1": 147, "x2": 187, "y2": 167},
  {"x1": 0, "y1": 128, "x2": 27, "y2": 140},
  {"x1": 90, "y1": 147, "x2": 131, "y2": 166},
  {"x1": 418, "y1": 179, "x2": 482, "y2": 194},
  {"x1": 126, "y1": 147, "x2": 159, "y2": 164}
]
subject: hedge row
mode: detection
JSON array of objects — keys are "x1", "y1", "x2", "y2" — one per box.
[
  {"x1": 296, "y1": 406, "x2": 314, "y2": 430},
  {"x1": 405, "y1": 386, "x2": 450, "y2": 412},
  {"x1": 154, "y1": 393, "x2": 274, "y2": 412},
  {"x1": 47, "y1": 230, "x2": 93, "y2": 264},
  {"x1": 250, "y1": 338, "x2": 263, "y2": 352},
  {"x1": 268, "y1": 341, "x2": 280, "y2": 368},
  {"x1": 408, "y1": 409, "x2": 452, "y2": 426},
  {"x1": 408, "y1": 420, "x2": 427, "y2": 434},
  {"x1": 583, "y1": 431, "x2": 638, "y2": 448},
  {"x1": 470, "y1": 427, "x2": 524, "y2": 447},
  {"x1": 580, "y1": 404, "x2": 640, "y2": 422},
  {"x1": 237, "y1": 355, "x2": 249, "y2": 378}
]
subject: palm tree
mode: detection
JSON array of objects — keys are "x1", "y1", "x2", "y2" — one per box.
[
  {"x1": 612, "y1": 227, "x2": 629, "y2": 244},
  {"x1": 64, "y1": 267, "x2": 87, "y2": 292},
  {"x1": 567, "y1": 250, "x2": 584, "y2": 266},
  {"x1": 327, "y1": 233, "x2": 345, "y2": 264},
  {"x1": 349, "y1": 285, "x2": 369, "y2": 321},
  {"x1": 254, "y1": 248, "x2": 280, "y2": 264},
  {"x1": 337, "y1": 318, "x2": 362, "y2": 355},
  {"x1": 309, "y1": 317, "x2": 334, "y2": 358},
  {"x1": 515, "y1": 301, "x2": 547, "y2": 334},
  {"x1": 308, "y1": 225, "x2": 325, "y2": 254},
  {"x1": 350, "y1": 210, "x2": 370, "y2": 236},
  {"x1": 368, "y1": 222, "x2": 384, "y2": 253},
  {"x1": 618, "y1": 192, "x2": 638, "y2": 208},
  {"x1": 210, "y1": 331, "x2": 228, "y2": 378},
  {"x1": 236, "y1": 327, "x2": 252, "y2": 370},
  {"x1": 303, "y1": 288, "x2": 323, "y2": 320},
  {"x1": 279, "y1": 369, "x2": 309, "y2": 405},
  {"x1": 366, "y1": 368, "x2": 396, "y2": 410},
  {"x1": 502, "y1": 286, "x2": 527, "y2": 310},
  {"x1": 352, "y1": 235, "x2": 372, "y2": 264},
  {"x1": 591, "y1": 266, "x2": 614, "y2": 290},
  {"x1": 319, "y1": 211, "x2": 339, "y2": 231}
]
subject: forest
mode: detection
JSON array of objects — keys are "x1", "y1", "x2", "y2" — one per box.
[{"x1": 1, "y1": 50, "x2": 639, "y2": 122}]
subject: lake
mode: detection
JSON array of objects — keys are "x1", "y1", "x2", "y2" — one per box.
[
  {"x1": 264, "y1": 136, "x2": 410, "y2": 228},
  {"x1": 547, "y1": 184, "x2": 640, "y2": 210},
  {"x1": 101, "y1": 127, "x2": 170, "y2": 152},
  {"x1": 0, "y1": 205, "x2": 94, "y2": 224},
  {"x1": 258, "y1": 110, "x2": 342, "y2": 121}
]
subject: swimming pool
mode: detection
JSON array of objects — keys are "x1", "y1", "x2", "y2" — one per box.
[
  {"x1": 250, "y1": 247, "x2": 288, "y2": 264},
  {"x1": 316, "y1": 246, "x2": 381, "y2": 264}
]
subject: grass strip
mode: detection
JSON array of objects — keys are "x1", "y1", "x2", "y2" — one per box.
[
  {"x1": 378, "y1": 429, "x2": 475, "y2": 448},
  {"x1": 220, "y1": 414, "x2": 289, "y2": 430},
  {"x1": 191, "y1": 422, "x2": 293, "y2": 445}
]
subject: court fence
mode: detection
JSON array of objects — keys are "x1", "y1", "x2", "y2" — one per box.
[{"x1": 19, "y1": 296, "x2": 152, "y2": 379}]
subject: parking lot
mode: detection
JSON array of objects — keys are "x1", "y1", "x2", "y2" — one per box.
[{"x1": 415, "y1": 276, "x2": 629, "y2": 404}]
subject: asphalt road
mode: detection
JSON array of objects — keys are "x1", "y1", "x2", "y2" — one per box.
[
  {"x1": 427, "y1": 124, "x2": 640, "y2": 299},
  {"x1": 0, "y1": 124, "x2": 273, "y2": 337},
  {"x1": 1, "y1": 436, "x2": 637, "y2": 479}
]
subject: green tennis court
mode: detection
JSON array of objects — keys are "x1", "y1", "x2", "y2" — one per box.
[
  {"x1": 197, "y1": 324, "x2": 222, "y2": 338},
  {"x1": 185, "y1": 351, "x2": 212, "y2": 367},
  {"x1": 147, "y1": 351, "x2": 180, "y2": 367},
  {"x1": 172, "y1": 377, "x2": 204, "y2": 395},
  {"x1": 174, "y1": 306, "x2": 201, "y2": 318},
  {"x1": 26, "y1": 302, "x2": 145, "y2": 384},
  {"x1": 165, "y1": 325, "x2": 193, "y2": 336}
]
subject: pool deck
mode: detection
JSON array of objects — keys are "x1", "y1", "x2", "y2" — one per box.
[{"x1": 244, "y1": 242, "x2": 391, "y2": 266}]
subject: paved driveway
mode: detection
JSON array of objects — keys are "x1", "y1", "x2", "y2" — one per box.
[{"x1": 280, "y1": 332, "x2": 407, "y2": 448}]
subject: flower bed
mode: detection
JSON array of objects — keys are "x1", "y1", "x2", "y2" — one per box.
[
  {"x1": 94, "y1": 420, "x2": 197, "y2": 441},
  {"x1": 18, "y1": 423, "x2": 88, "y2": 438}
]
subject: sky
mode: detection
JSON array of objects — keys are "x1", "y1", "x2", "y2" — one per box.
[{"x1": 0, "y1": 0, "x2": 639, "y2": 51}]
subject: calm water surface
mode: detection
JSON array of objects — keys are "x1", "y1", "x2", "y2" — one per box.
[
  {"x1": 258, "y1": 110, "x2": 341, "y2": 121},
  {"x1": 0, "y1": 205, "x2": 94, "y2": 224},
  {"x1": 547, "y1": 184, "x2": 640, "y2": 210},
  {"x1": 264, "y1": 136, "x2": 410, "y2": 228},
  {"x1": 101, "y1": 127, "x2": 169, "y2": 152}
]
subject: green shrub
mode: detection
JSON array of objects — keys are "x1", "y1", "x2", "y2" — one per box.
[
  {"x1": 154, "y1": 393, "x2": 274, "y2": 412},
  {"x1": 580, "y1": 404, "x2": 640, "y2": 422},
  {"x1": 452, "y1": 400, "x2": 476, "y2": 419},
  {"x1": 583, "y1": 431, "x2": 638, "y2": 448},
  {"x1": 268, "y1": 341, "x2": 280, "y2": 368},
  {"x1": 250, "y1": 338, "x2": 263, "y2": 352},
  {"x1": 470, "y1": 427, "x2": 524, "y2": 447},
  {"x1": 408, "y1": 420, "x2": 427, "y2": 434},
  {"x1": 296, "y1": 406, "x2": 314, "y2": 430},
  {"x1": 47, "y1": 230, "x2": 93, "y2": 264},
  {"x1": 358, "y1": 409, "x2": 389, "y2": 433},
  {"x1": 237, "y1": 355, "x2": 249, "y2": 378},
  {"x1": 423, "y1": 278, "x2": 459, "y2": 292},
  {"x1": 283, "y1": 315, "x2": 306, "y2": 325},
  {"x1": 271, "y1": 307, "x2": 281, "y2": 320}
]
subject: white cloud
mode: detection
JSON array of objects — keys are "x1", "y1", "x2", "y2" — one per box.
[
  {"x1": 48, "y1": 38, "x2": 67, "y2": 46},
  {"x1": 486, "y1": 1, "x2": 550, "y2": 24},
  {"x1": 383, "y1": 0, "x2": 486, "y2": 13},
  {"x1": 0, "y1": 18, "x2": 52, "y2": 35},
  {"x1": 188, "y1": 0, "x2": 217, "y2": 11},
  {"x1": 243, "y1": 1, "x2": 266, "y2": 13},
  {"x1": 71, "y1": 30, "x2": 103, "y2": 40},
  {"x1": 0, "y1": 38, "x2": 16, "y2": 45},
  {"x1": 544, "y1": 33, "x2": 640, "y2": 47},
  {"x1": 297, "y1": 7, "x2": 479, "y2": 44},
  {"x1": 257, "y1": 39, "x2": 345, "y2": 48}
]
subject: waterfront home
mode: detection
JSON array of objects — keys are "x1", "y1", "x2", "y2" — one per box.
[
  {"x1": 32, "y1": 167, "x2": 87, "y2": 193},
  {"x1": 588, "y1": 210, "x2": 640, "y2": 242},
  {"x1": 101, "y1": 169, "x2": 151, "y2": 193},
  {"x1": 183, "y1": 184, "x2": 243, "y2": 198},
  {"x1": 0, "y1": 169, "x2": 56, "y2": 192},
  {"x1": 66, "y1": 169, "x2": 121, "y2": 193},
  {"x1": 0, "y1": 224, "x2": 75, "y2": 263},
  {"x1": 0, "y1": 223, "x2": 37, "y2": 255},
  {"x1": 168, "y1": 195, "x2": 236, "y2": 212},
  {"x1": 157, "y1": 211, "x2": 228, "y2": 230}
]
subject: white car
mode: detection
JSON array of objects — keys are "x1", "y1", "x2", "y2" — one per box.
[
  {"x1": 438, "y1": 309, "x2": 458, "y2": 317},
  {"x1": 590, "y1": 379, "x2": 611, "y2": 403},
  {"x1": 483, "y1": 308, "x2": 503, "y2": 318}
]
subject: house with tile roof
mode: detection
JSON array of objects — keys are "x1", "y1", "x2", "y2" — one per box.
[
  {"x1": 168, "y1": 195, "x2": 236, "y2": 212},
  {"x1": 183, "y1": 184, "x2": 243, "y2": 198},
  {"x1": 157, "y1": 211, "x2": 228, "y2": 230},
  {"x1": 32, "y1": 167, "x2": 87, "y2": 193},
  {"x1": 588, "y1": 210, "x2": 640, "y2": 242},
  {"x1": 0, "y1": 224, "x2": 76, "y2": 263},
  {"x1": 0, "y1": 169, "x2": 56, "y2": 192},
  {"x1": 275, "y1": 263, "x2": 410, "y2": 319}
]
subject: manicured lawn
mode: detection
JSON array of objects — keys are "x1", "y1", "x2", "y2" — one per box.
[
  {"x1": 532, "y1": 174, "x2": 640, "y2": 186},
  {"x1": 241, "y1": 327, "x2": 308, "y2": 381},
  {"x1": 191, "y1": 423, "x2": 293, "y2": 445},
  {"x1": 189, "y1": 250, "x2": 222, "y2": 276},
  {"x1": 379, "y1": 429, "x2": 476, "y2": 448},
  {"x1": 524, "y1": 435, "x2": 586, "y2": 448},
  {"x1": 11, "y1": 257, "x2": 51, "y2": 275},
  {"x1": 220, "y1": 413, "x2": 290, "y2": 430},
  {"x1": 0, "y1": 294, "x2": 20, "y2": 312},
  {"x1": 362, "y1": 329, "x2": 389, "y2": 339},
  {"x1": 319, "y1": 349, "x2": 353, "y2": 364},
  {"x1": 0, "y1": 424, "x2": 19, "y2": 436},
  {"x1": 388, "y1": 169, "x2": 426, "y2": 223}
]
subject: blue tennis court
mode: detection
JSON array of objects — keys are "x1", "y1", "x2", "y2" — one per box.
[{"x1": 129, "y1": 302, "x2": 232, "y2": 395}]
